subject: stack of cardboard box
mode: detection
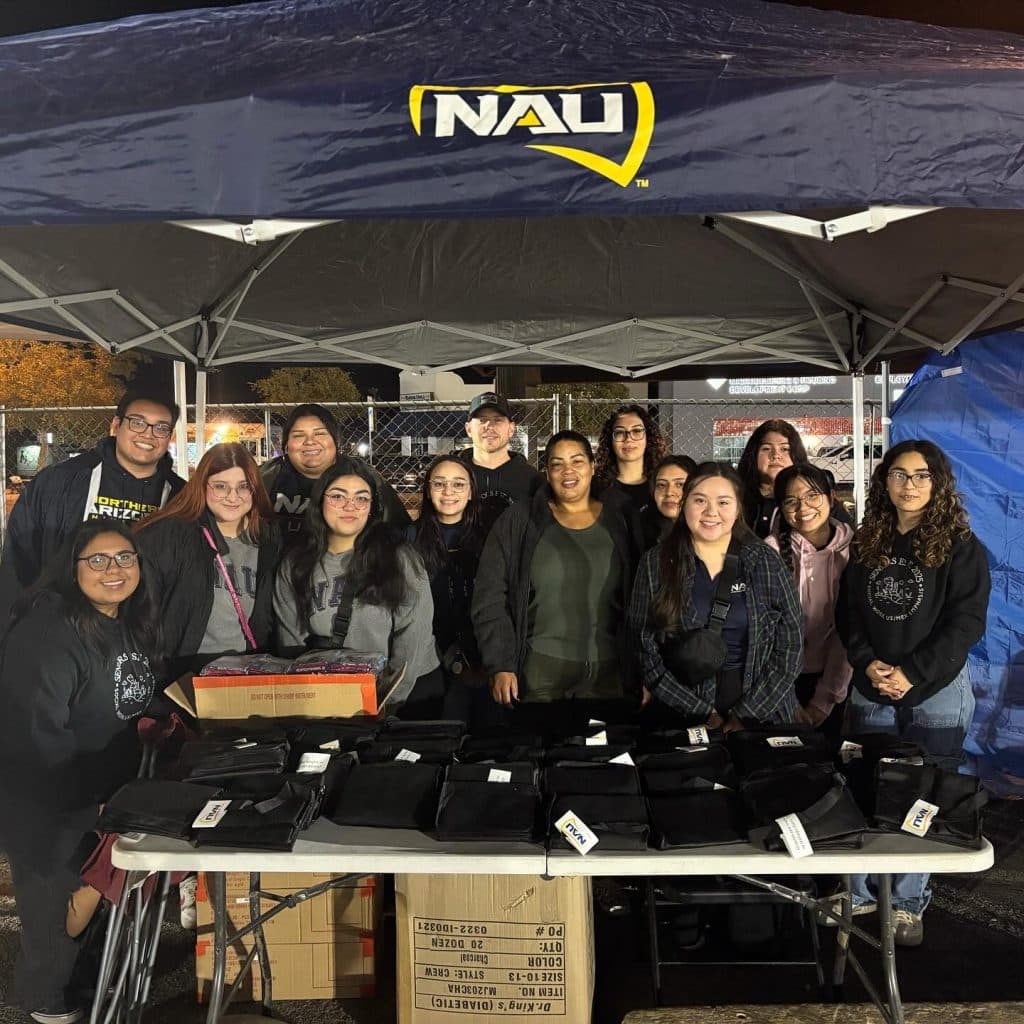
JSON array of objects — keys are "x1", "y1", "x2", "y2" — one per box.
[{"x1": 195, "y1": 871, "x2": 379, "y2": 1002}]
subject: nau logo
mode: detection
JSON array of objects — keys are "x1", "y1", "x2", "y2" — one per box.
[{"x1": 409, "y1": 82, "x2": 654, "y2": 187}]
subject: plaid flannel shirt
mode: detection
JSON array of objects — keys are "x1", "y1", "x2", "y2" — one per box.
[{"x1": 627, "y1": 539, "x2": 802, "y2": 722}]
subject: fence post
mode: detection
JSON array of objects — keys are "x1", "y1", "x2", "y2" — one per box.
[
  {"x1": 0, "y1": 406, "x2": 6, "y2": 538},
  {"x1": 566, "y1": 394, "x2": 573, "y2": 430},
  {"x1": 552, "y1": 393, "x2": 560, "y2": 436},
  {"x1": 366, "y1": 398, "x2": 375, "y2": 464},
  {"x1": 263, "y1": 409, "x2": 273, "y2": 461}
]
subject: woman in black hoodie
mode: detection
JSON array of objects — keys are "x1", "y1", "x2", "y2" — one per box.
[
  {"x1": 136, "y1": 442, "x2": 282, "y2": 679},
  {"x1": 0, "y1": 521, "x2": 161, "y2": 1024}
]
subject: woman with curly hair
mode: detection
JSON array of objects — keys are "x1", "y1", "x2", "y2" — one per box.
[
  {"x1": 736, "y1": 419, "x2": 808, "y2": 538},
  {"x1": 839, "y1": 439, "x2": 990, "y2": 948},
  {"x1": 594, "y1": 404, "x2": 669, "y2": 513},
  {"x1": 766, "y1": 464, "x2": 853, "y2": 733}
]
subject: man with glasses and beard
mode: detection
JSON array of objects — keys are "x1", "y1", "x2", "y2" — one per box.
[{"x1": 0, "y1": 391, "x2": 184, "y2": 627}]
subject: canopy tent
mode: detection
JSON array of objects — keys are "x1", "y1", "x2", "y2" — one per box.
[{"x1": 2, "y1": 0, "x2": 1024, "y2": 380}]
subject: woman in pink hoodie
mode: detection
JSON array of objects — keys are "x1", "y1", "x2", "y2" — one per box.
[{"x1": 766, "y1": 464, "x2": 853, "y2": 733}]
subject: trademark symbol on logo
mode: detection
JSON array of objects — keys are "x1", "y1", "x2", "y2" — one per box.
[{"x1": 635, "y1": 178, "x2": 649, "y2": 189}]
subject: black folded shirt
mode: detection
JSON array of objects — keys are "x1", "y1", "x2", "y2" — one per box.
[
  {"x1": 329, "y1": 762, "x2": 443, "y2": 830},
  {"x1": 97, "y1": 779, "x2": 223, "y2": 839},
  {"x1": 728, "y1": 728, "x2": 834, "y2": 778},
  {"x1": 640, "y1": 743, "x2": 738, "y2": 796},
  {"x1": 647, "y1": 790, "x2": 749, "y2": 848},
  {"x1": 358, "y1": 737, "x2": 463, "y2": 764},
  {"x1": 179, "y1": 737, "x2": 289, "y2": 781},
  {"x1": 545, "y1": 761, "x2": 642, "y2": 797},
  {"x1": 548, "y1": 793, "x2": 650, "y2": 850},
  {"x1": 191, "y1": 779, "x2": 320, "y2": 851},
  {"x1": 436, "y1": 763, "x2": 541, "y2": 842}
]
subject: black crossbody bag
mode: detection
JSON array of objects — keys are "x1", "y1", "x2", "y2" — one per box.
[
  {"x1": 657, "y1": 541, "x2": 741, "y2": 687},
  {"x1": 305, "y1": 573, "x2": 358, "y2": 651}
]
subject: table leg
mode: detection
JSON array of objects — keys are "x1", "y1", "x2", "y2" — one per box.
[
  {"x1": 832, "y1": 873, "x2": 852, "y2": 990},
  {"x1": 134, "y1": 873, "x2": 172, "y2": 1017},
  {"x1": 644, "y1": 879, "x2": 662, "y2": 1006},
  {"x1": 875, "y1": 874, "x2": 904, "y2": 1024},
  {"x1": 206, "y1": 871, "x2": 227, "y2": 1024},
  {"x1": 248, "y1": 871, "x2": 273, "y2": 1010}
]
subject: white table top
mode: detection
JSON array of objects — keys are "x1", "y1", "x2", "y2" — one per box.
[{"x1": 112, "y1": 820, "x2": 993, "y2": 879}]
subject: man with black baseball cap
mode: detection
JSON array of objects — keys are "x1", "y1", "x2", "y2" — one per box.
[{"x1": 462, "y1": 392, "x2": 540, "y2": 532}]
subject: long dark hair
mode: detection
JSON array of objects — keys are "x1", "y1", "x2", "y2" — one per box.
[
  {"x1": 286, "y1": 457, "x2": 417, "y2": 628},
  {"x1": 649, "y1": 454, "x2": 698, "y2": 496},
  {"x1": 15, "y1": 521, "x2": 162, "y2": 664},
  {"x1": 652, "y1": 461, "x2": 753, "y2": 631},
  {"x1": 854, "y1": 440, "x2": 970, "y2": 569},
  {"x1": 411, "y1": 455, "x2": 484, "y2": 576},
  {"x1": 771, "y1": 463, "x2": 836, "y2": 578},
  {"x1": 594, "y1": 404, "x2": 669, "y2": 486},
  {"x1": 736, "y1": 419, "x2": 808, "y2": 527},
  {"x1": 140, "y1": 442, "x2": 273, "y2": 542}
]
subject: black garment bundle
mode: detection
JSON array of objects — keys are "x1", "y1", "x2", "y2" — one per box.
[
  {"x1": 548, "y1": 793, "x2": 650, "y2": 850},
  {"x1": 358, "y1": 737, "x2": 464, "y2": 764},
  {"x1": 742, "y1": 763, "x2": 867, "y2": 852},
  {"x1": 640, "y1": 743, "x2": 738, "y2": 796},
  {"x1": 544, "y1": 744, "x2": 635, "y2": 764},
  {"x1": 179, "y1": 737, "x2": 289, "y2": 781},
  {"x1": 284, "y1": 719, "x2": 380, "y2": 756},
  {"x1": 838, "y1": 733, "x2": 924, "y2": 816},
  {"x1": 636, "y1": 727, "x2": 727, "y2": 754},
  {"x1": 545, "y1": 762, "x2": 642, "y2": 797},
  {"x1": 456, "y1": 734, "x2": 546, "y2": 764},
  {"x1": 728, "y1": 728, "x2": 834, "y2": 778},
  {"x1": 97, "y1": 780, "x2": 223, "y2": 839},
  {"x1": 435, "y1": 762, "x2": 541, "y2": 842},
  {"x1": 191, "y1": 778, "x2": 321, "y2": 851},
  {"x1": 647, "y1": 790, "x2": 749, "y2": 849},
  {"x1": 378, "y1": 718, "x2": 466, "y2": 741},
  {"x1": 873, "y1": 762, "x2": 987, "y2": 849},
  {"x1": 328, "y1": 761, "x2": 443, "y2": 830}
]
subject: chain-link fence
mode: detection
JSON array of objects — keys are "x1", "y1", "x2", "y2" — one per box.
[{"x1": 0, "y1": 394, "x2": 876, "y2": 532}]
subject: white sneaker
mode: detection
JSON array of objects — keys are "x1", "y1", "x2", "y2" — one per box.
[
  {"x1": 30, "y1": 1009, "x2": 84, "y2": 1024},
  {"x1": 819, "y1": 896, "x2": 877, "y2": 926},
  {"x1": 179, "y1": 874, "x2": 198, "y2": 930}
]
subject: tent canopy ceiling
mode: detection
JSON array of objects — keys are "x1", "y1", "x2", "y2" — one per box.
[{"x1": 2, "y1": 0, "x2": 1024, "y2": 373}]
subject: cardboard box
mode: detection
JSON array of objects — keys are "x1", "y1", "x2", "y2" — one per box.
[
  {"x1": 197, "y1": 876, "x2": 379, "y2": 942},
  {"x1": 395, "y1": 874, "x2": 594, "y2": 1024},
  {"x1": 196, "y1": 936, "x2": 376, "y2": 1002},
  {"x1": 199, "y1": 870, "x2": 376, "y2": 897}
]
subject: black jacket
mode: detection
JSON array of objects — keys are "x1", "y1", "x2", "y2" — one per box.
[
  {"x1": 261, "y1": 454, "x2": 410, "y2": 544},
  {"x1": 471, "y1": 484, "x2": 642, "y2": 683},
  {"x1": 0, "y1": 437, "x2": 184, "y2": 627},
  {"x1": 135, "y1": 511, "x2": 282, "y2": 678},
  {"x1": 459, "y1": 450, "x2": 542, "y2": 534},
  {"x1": 0, "y1": 599, "x2": 156, "y2": 812}
]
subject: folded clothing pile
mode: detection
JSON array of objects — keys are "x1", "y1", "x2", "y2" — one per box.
[
  {"x1": 179, "y1": 736, "x2": 289, "y2": 781},
  {"x1": 97, "y1": 779, "x2": 223, "y2": 839},
  {"x1": 546, "y1": 759, "x2": 648, "y2": 851},
  {"x1": 436, "y1": 762, "x2": 541, "y2": 842},
  {"x1": 727, "y1": 727, "x2": 834, "y2": 777},
  {"x1": 358, "y1": 719, "x2": 466, "y2": 764},
  {"x1": 288, "y1": 649, "x2": 387, "y2": 675},
  {"x1": 198, "y1": 654, "x2": 294, "y2": 676},
  {"x1": 329, "y1": 761, "x2": 444, "y2": 830},
  {"x1": 837, "y1": 733, "x2": 924, "y2": 817}
]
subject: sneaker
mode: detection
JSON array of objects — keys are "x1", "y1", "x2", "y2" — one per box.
[
  {"x1": 592, "y1": 879, "x2": 631, "y2": 917},
  {"x1": 30, "y1": 1008, "x2": 84, "y2": 1024},
  {"x1": 893, "y1": 908, "x2": 924, "y2": 947},
  {"x1": 179, "y1": 874, "x2": 198, "y2": 930},
  {"x1": 819, "y1": 896, "x2": 877, "y2": 926}
]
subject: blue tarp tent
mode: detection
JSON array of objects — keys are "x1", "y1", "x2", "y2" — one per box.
[
  {"x1": 2, "y1": 0, "x2": 1024, "y2": 374},
  {"x1": 891, "y1": 334, "x2": 1024, "y2": 792}
]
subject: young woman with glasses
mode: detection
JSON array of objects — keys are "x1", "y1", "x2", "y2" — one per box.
[
  {"x1": 839, "y1": 439, "x2": 990, "y2": 947},
  {"x1": 405, "y1": 456, "x2": 490, "y2": 723},
  {"x1": 135, "y1": 442, "x2": 281, "y2": 677},
  {"x1": 765, "y1": 464, "x2": 853, "y2": 733},
  {"x1": 274, "y1": 456, "x2": 439, "y2": 714},
  {"x1": 0, "y1": 521, "x2": 160, "y2": 1023},
  {"x1": 594, "y1": 404, "x2": 669, "y2": 513},
  {"x1": 736, "y1": 419, "x2": 808, "y2": 538}
]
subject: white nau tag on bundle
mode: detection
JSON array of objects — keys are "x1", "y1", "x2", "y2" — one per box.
[
  {"x1": 609, "y1": 752, "x2": 635, "y2": 766},
  {"x1": 687, "y1": 726, "x2": 710, "y2": 746},
  {"x1": 319, "y1": 739, "x2": 341, "y2": 751},
  {"x1": 588, "y1": 718, "x2": 606, "y2": 728},
  {"x1": 776, "y1": 813, "x2": 814, "y2": 858},
  {"x1": 555, "y1": 810, "x2": 599, "y2": 855},
  {"x1": 674, "y1": 745, "x2": 706, "y2": 754},
  {"x1": 767, "y1": 736, "x2": 804, "y2": 748},
  {"x1": 297, "y1": 752, "x2": 332, "y2": 774},
  {"x1": 487, "y1": 768, "x2": 512, "y2": 783},
  {"x1": 839, "y1": 741, "x2": 863, "y2": 764},
  {"x1": 192, "y1": 800, "x2": 233, "y2": 830},
  {"x1": 902, "y1": 799, "x2": 940, "y2": 837},
  {"x1": 395, "y1": 748, "x2": 421, "y2": 763},
  {"x1": 586, "y1": 730, "x2": 608, "y2": 746}
]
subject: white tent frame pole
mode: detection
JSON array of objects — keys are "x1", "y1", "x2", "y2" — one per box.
[
  {"x1": 858, "y1": 309, "x2": 944, "y2": 352},
  {"x1": 858, "y1": 279, "x2": 946, "y2": 367},
  {"x1": 111, "y1": 316, "x2": 202, "y2": 354},
  {"x1": 172, "y1": 361, "x2": 190, "y2": 479},
  {"x1": 0, "y1": 290, "x2": 118, "y2": 313},
  {"x1": 944, "y1": 275, "x2": 1024, "y2": 304},
  {"x1": 194, "y1": 370, "x2": 207, "y2": 463},
  {"x1": 109, "y1": 294, "x2": 198, "y2": 363},
  {"x1": 880, "y1": 360, "x2": 892, "y2": 452},
  {"x1": 938, "y1": 264, "x2": 1024, "y2": 354},
  {"x1": 799, "y1": 282, "x2": 850, "y2": 370},
  {"x1": 721, "y1": 206, "x2": 938, "y2": 241},
  {"x1": 851, "y1": 371, "x2": 866, "y2": 523}
]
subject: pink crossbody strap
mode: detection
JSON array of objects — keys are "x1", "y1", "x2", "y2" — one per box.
[{"x1": 202, "y1": 527, "x2": 258, "y2": 650}]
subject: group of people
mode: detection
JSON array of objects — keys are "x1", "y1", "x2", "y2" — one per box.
[{"x1": 0, "y1": 390, "x2": 991, "y2": 1022}]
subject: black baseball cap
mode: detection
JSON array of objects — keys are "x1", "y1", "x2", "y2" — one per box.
[{"x1": 467, "y1": 392, "x2": 513, "y2": 419}]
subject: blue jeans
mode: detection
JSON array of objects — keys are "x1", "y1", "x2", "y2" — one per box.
[{"x1": 846, "y1": 666, "x2": 974, "y2": 914}]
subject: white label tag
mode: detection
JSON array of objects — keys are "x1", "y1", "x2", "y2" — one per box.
[
  {"x1": 767, "y1": 736, "x2": 804, "y2": 748},
  {"x1": 713, "y1": 782, "x2": 731, "y2": 791},
  {"x1": 881, "y1": 755, "x2": 925, "y2": 766},
  {"x1": 609, "y1": 752, "x2": 636, "y2": 766},
  {"x1": 192, "y1": 800, "x2": 232, "y2": 830},
  {"x1": 674, "y1": 745, "x2": 706, "y2": 753},
  {"x1": 588, "y1": 718, "x2": 606, "y2": 728},
  {"x1": 319, "y1": 739, "x2": 341, "y2": 750},
  {"x1": 554, "y1": 810, "x2": 599, "y2": 855},
  {"x1": 297, "y1": 752, "x2": 332, "y2": 774},
  {"x1": 395, "y1": 748, "x2": 421, "y2": 763},
  {"x1": 687, "y1": 726, "x2": 710, "y2": 746},
  {"x1": 902, "y1": 799, "x2": 939, "y2": 837},
  {"x1": 585, "y1": 730, "x2": 608, "y2": 747},
  {"x1": 776, "y1": 813, "x2": 814, "y2": 858},
  {"x1": 487, "y1": 768, "x2": 512, "y2": 783},
  {"x1": 233, "y1": 740, "x2": 257, "y2": 749},
  {"x1": 839, "y1": 741, "x2": 863, "y2": 764}
]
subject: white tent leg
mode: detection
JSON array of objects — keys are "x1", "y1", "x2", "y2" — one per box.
[
  {"x1": 173, "y1": 360, "x2": 189, "y2": 480},
  {"x1": 880, "y1": 361, "x2": 892, "y2": 452},
  {"x1": 195, "y1": 370, "x2": 207, "y2": 465},
  {"x1": 851, "y1": 372, "x2": 866, "y2": 523}
]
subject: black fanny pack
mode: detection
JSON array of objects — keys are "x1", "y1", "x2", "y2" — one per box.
[{"x1": 657, "y1": 542, "x2": 740, "y2": 686}]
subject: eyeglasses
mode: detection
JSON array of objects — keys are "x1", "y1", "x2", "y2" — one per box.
[
  {"x1": 782, "y1": 491, "x2": 827, "y2": 513},
  {"x1": 123, "y1": 414, "x2": 173, "y2": 439},
  {"x1": 324, "y1": 490, "x2": 371, "y2": 510},
  {"x1": 77, "y1": 550, "x2": 139, "y2": 572},
  {"x1": 612, "y1": 426, "x2": 646, "y2": 442},
  {"x1": 208, "y1": 481, "x2": 253, "y2": 500},
  {"x1": 887, "y1": 470, "x2": 932, "y2": 486},
  {"x1": 430, "y1": 479, "x2": 469, "y2": 493}
]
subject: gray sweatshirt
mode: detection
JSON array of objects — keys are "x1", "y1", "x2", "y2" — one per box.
[{"x1": 273, "y1": 548, "x2": 439, "y2": 698}]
